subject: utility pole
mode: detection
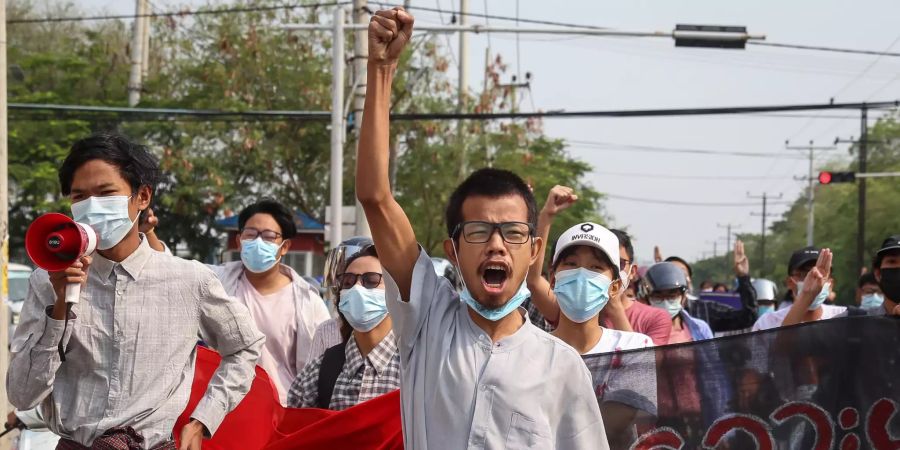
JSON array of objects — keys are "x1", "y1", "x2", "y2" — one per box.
[
  {"x1": 717, "y1": 223, "x2": 740, "y2": 270},
  {"x1": 858, "y1": 105, "x2": 868, "y2": 274},
  {"x1": 351, "y1": 0, "x2": 370, "y2": 237},
  {"x1": 835, "y1": 130, "x2": 887, "y2": 272},
  {"x1": 0, "y1": 0, "x2": 10, "y2": 438},
  {"x1": 786, "y1": 140, "x2": 836, "y2": 247},
  {"x1": 748, "y1": 192, "x2": 782, "y2": 277},
  {"x1": 141, "y1": 0, "x2": 150, "y2": 78},
  {"x1": 329, "y1": 7, "x2": 345, "y2": 247},
  {"x1": 127, "y1": 0, "x2": 148, "y2": 106},
  {"x1": 456, "y1": 0, "x2": 469, "y2": 179}
]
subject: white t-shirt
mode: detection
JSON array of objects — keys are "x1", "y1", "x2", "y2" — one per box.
[
  {"x1": 584, "y1": 328, "x2": 654, "y2": 355},
  {"x1": 751, "y1": 303, "x2": 847, "y2": 331},
  {"x1": 581, "y1": 328, "x2": 658, "y2": 418},
  {"x1": 236, "y1": 278, "x2": 298, "y2": 405}
]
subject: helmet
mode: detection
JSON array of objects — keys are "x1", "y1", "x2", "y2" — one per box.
[
  {"x1": 322, "y1": 236, "x2": 374, "y2": 301},
  {"x1": 641, "y1": 262, "x2": 689, "y2": 298},
  {"x1": 751, "y1": 278, "x2": 778, "y2": 301}
]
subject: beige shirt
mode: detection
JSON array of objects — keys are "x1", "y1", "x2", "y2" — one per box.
[{"x1": 6, "y1": 238, "x2": 264, "y2": 448}]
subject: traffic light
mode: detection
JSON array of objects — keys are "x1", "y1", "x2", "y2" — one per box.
[
  {"x1": 818, "y1": 171, "x2": 856, "y2": 184},
  {"x1": 674, "y1": 25, "x2": 749, "y2": 49}
]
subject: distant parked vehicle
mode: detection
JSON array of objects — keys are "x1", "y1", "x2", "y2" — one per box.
[{"x1": 7, "y1": 263, "x2": 33, "y2": 344}]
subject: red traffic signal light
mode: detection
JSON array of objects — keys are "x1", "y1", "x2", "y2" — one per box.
[{"x1": 818, "y1": 171, "x2": 856, "y2": 184}]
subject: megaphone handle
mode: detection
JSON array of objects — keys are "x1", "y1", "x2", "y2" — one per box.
[{"x1": 65, "y1": 283, "x2": 81, "y2": 304}]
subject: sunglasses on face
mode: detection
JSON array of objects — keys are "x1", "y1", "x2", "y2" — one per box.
[{"x1": 338, "y1": 272, "x2": 384, "y2": 290}]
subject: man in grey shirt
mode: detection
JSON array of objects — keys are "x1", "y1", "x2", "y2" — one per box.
[
  {"x1": 7, "y1": 133, "x2": 264, "y2": 449},
  {"x1": 357, "y1": 8, "x2": 607, "y2": 449}
]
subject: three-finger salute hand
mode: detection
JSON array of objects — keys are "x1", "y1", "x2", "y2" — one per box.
[
  {"x1": 733, "y1": 240, "x2": 749, "y2": 277},
  {"x1": 368, "y1": 8, "x2": 415, "y2": 66}
]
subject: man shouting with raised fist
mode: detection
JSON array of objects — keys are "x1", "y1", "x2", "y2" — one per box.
[{"x1": 357, "y1": 7, "x2": 608, "y2": 450}]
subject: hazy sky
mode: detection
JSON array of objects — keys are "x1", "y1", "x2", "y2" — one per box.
[{"x1": 79, "y1": 0, "x2": 900, "y2": 264}]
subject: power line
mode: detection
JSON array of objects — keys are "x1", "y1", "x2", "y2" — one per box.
[
  {"x1": 592, "y1": 170, "x2": 786, "y2": 180},
  {"x1": 570, "y1": 140, "x2": 805, "y2": 159},
  {"x1": 6, "y1": 2, "x2": 348, "y2": 25},
  {"x1": 749, "y1": 41, "x2": 900, "y2": 58},
  {"x1": 604, "y1": 193, "x2": 793, "y2": 207},
  {"x1": 9, "y1": 99, "x2": 897, "y2": 121},
  {"x1": 372, "y1": 1, "x2": 609, "y2": 30}
]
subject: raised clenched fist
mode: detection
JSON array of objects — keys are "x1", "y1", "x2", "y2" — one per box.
[
  {"x1": 368, "y1": 8, "x2": 415, "y2": 66},
  {"x1": 541, "y1": 185, "x2": 578, "y2": 217}
]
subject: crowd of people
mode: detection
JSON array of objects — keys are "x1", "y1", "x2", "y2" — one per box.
[{"x1": 5, "y1": 7, "x2": 900, "y2": 450}]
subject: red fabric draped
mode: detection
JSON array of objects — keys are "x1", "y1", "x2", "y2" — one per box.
[{"x1": 174, "y1": 346, "x2": 403, "y2": 450}]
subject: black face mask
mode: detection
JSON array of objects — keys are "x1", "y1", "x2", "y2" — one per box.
[{"x1": 879, "y1": 268, "x2": 900, "y2": 302}]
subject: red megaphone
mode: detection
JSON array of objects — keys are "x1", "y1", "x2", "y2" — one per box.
[{"x1": 25, "y1": 213, "x2": 98, "y2": 303}]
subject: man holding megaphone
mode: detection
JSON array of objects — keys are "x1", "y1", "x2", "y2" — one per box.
[{"x1": 7, "y1": 133, "x2": 265, "y2": 450}]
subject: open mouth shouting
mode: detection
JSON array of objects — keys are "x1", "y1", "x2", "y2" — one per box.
[{"x1": 480, "y1": 260, "x2": 511, "y2": 295}]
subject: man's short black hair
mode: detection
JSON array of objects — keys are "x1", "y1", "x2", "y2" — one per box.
[
  {"x1": 238, "y1": 198, "x2": 298, "y2": 239},
  {"x1": 59, "y1": 132, "x2": 160, "y2": 196},
  {"x1": 445, "y1": 168, "x2": 537, "y2": 239},
  {"x1": 665, "y1": 256, "x2": 693, "y2": 278},
  {"x1": 858, "y1": 272, "x2": 879, "y2": 288},
  {"x1": 610, "y1": 229, "x2": 634, "y2": 261}
]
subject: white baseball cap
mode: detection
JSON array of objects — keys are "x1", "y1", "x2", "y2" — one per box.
[{"x1": 552, "y1": 222, "x2": 621, "y2": 273}]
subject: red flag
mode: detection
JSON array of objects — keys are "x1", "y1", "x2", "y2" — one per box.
[{"x1": 174, "y1": 346, "x2": 403, "y2": 450}]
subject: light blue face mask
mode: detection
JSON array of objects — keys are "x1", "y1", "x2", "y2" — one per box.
[
  {"x1": 553, "y1": 268, "x2": 613, "y2": 323},
  {"x1": 452, "y1": 240, "x2": 532, "y2": 322},
  {"x1": 240, "y1": 238, "x2": 283, "y2": 273},
  {"x1": 757, "y1": 304, "x2": 776, "y2": 316},
  {"x1": 795, "y1": 280, "x2": 830, "y2": 311},
  {"x1": 650, "y1": 297, "x2": 683, "y2": 319},
  {"x1": 71, "y1": 195, "x2": 140, "y2": 250},
  {"x1": 339, "y1": 285, "x2": 388, "y2": 332},
  {"x1": 860, "y1": 293, "x2": 884, "y2": 309}
]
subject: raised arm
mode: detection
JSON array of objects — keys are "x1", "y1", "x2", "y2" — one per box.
[
  {"x1": 701, "y1": 240, "x2": 758, "y2": 331},
  {"x1": 781, "y1": 249, "x2": 832, "y2": 327},
  {"x1": 356, "y1": 8, "x2": 419, "y2": 301},
  {"x1": 526, "y1": 185, "x2": 577, "y2": 325}
]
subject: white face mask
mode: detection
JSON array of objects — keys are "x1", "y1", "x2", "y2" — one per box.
[{"x1": 71, "y1": 196, "x2": 140, "y2": 250}]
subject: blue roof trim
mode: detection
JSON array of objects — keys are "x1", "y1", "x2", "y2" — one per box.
[{"x1": 215, "y1": 210, "x2": 324, "y2": 231}]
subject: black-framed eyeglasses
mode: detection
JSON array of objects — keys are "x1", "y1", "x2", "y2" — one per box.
[
  {"x1": 619, "y1": 258, "x2": 632, "y2": 271},
  {"x1": 338, "y1": 272, "x2": 384, "y2": 290},
  {"x1": 240, "y1": 227, "x2": 283, "y2": 243},
  {"x1": 453, "y1": 221, "x2": 534, "y2": 244}
]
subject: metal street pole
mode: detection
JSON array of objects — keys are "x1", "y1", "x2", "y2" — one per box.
[
  {"x1": 351, "y1": 0, "x2": 370, "y2": 238},
  {"x1": 457, "y1": 0, "x2": 469, "y2": 179},
  {"x1": 749, "y1": 192, "x2": 782, "y2": 276},
  {"x1": 127, "y1": 0, "x2": 148, "y2": 107},
  {"x1": 329, "y1": 7, "x2": 345, "y2": 247},
  {"x1": 858, "y1": 105, "x2": 868, "y2": 273},
  {"x1": 786, "y1": 140, "x2": 836, "y2": 246},
  {"x1": 0, "y1": 0, "x2": 10, "y2": 440}
]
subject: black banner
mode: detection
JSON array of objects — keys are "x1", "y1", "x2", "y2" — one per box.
[{"x1": 583, "y1": 315, "x2": 900, "y2": 449}]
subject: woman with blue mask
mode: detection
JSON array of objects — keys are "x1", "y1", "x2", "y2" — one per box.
[
  {"x1": 528, "y1": 216, "x2": 656, "y2": 448},
  {"x1": 287, "y1": 246, "x2": 400, "y2": 410}
]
